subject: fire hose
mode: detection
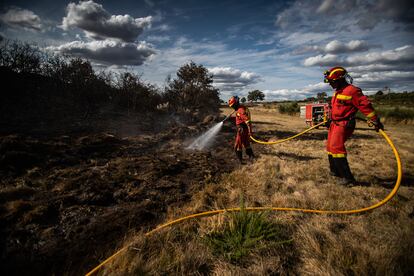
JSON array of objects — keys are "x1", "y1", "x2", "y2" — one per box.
[
  {"x1": 249, "y1": 120, "x2": 327, "y2": 145},
  {"x1": 85, "y1": 122, "x2": 401, "y2": 276}
]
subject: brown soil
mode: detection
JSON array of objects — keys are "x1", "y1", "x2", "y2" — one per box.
[{"x1": 0, "y1": 118, "x2": 245, "y2": 275}]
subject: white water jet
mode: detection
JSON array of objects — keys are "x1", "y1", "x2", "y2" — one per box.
[{"x1": 187, "y1": 121, "x2": 223, "y2": 150}]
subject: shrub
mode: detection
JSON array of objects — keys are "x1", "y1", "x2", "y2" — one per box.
[
  {"x1": 376, "y1": 106, "x2": 414, "y2": 122},
  {"x1": 278, "y1": 102, "x2": 300, "y2": 115},
  {"x1": 115, "y1": 72, "x2": 162, "y2": 113}
]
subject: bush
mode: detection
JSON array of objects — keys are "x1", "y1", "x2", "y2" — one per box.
[
  {"x1": 278, "y1": 102, "x2": 299, "y2": 115},
  {"x1": 372, "y1": 91, "x2": 414, "y2": 106},
  {"x1": 376, "y1": 106, "x2": 414, "y2": 122},
  {"x1": 204, "y1": 200, "x2": 292, "y2": 263}
]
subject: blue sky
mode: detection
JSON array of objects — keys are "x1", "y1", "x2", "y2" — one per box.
[{"x1": 1, "y1": 0, "x2": 413, "y2": 100}]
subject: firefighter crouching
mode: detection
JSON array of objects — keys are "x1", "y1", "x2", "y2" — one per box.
[
  {"x1": 228, "y1": 96, "x2": 255, "y2": 163},
  {"x1": 324, "y1": 67, "x2": 384, "y2": 185}
]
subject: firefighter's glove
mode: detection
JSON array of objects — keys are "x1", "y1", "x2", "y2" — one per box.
[
  {"x1": 373, "y1": 118, "x2": 384, "y2": 132},
  {"x1": 325, "y1": 119, "x2": 332, "y2": 129}
]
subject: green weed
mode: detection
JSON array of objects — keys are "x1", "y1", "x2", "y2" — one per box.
[{"x1": 204, "y1": 200, "x2": 292, "y2": 263}]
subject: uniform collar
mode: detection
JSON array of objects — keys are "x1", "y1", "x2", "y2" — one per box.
[{"x1": 335, "y1": 83, "x2": 350, "y2": 93}]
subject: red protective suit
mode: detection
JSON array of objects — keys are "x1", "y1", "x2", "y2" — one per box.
[
  {"x1": 233, "y1": 105, "x2": 252, "y2": 151},
  {"x1": 327, "y1": 84, "x2": 377, "y2": 156}
]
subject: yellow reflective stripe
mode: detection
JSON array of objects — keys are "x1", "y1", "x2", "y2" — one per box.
[
  {"x1": 367, "y1": 111, "x2": 376, "y2": 118},
  {"x1": 336, "y1": 94, "x2": 352, "y2": 100},
  {"x1": 331, "y1": 153, "x2": 346, "y2": 158},
  {"x1": 329, "y1": 68, "x2": 345, "y2": 78}
]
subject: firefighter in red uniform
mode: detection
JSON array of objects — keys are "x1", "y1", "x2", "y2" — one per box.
[
  {"x1": 228, "y1": 96, "x2": 255, "y2": 163},
  {"x1": 324, "y1": 66, "x2": 384, "y2": 185}
]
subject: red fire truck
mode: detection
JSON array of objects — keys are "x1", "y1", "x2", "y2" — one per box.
[{"x1": 300, "y1": 103, "x2": 331, "y2": 127}]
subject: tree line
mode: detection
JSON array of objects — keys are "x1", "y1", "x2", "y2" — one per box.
[{"x1": 0, "y1": 39, "x2": 222, "y2": 130}]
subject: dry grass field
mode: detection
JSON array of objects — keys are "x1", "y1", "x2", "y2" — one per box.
[{"x1": 101, "y1": 105, "x2": 414, "y2": 275}]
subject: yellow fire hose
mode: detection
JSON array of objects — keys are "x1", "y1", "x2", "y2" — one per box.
[
  {"x1": 249, "y1": 120, "x2": 327, "y2": 145},
  {"x1": 85, "y1": 126, "x2": 402, "y2": 276}
]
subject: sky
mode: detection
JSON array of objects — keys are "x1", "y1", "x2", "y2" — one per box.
[{"x1": 1, "y1": 0, "x2": 413, "y2": 101}]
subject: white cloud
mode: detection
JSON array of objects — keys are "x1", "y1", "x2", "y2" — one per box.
[
  {"x1": 0, "y1": 7, "x2": 42, "y2": 31},
  {"x1": 346, "y1": 45, "x2": 414, "y2": 65},
  {"x1": 279, "y1": 32, "x2": 333, "y2": 47},
  {"x1": 280, "y1": 0, "x2": 414, "y2": 32},
  {"x1": 208, "y1": 67, "x2": 262, "y2": 91},
  {"x1": 62, "y1": 0, "x2": 152, "y2": 42},
  {"x1": 302, "y1": 45, "x2": 414, "y2": 91},
  {"x1": 263, "y1": 89, "x2": 311, "y2": 101},
  {"x1": 353, "y1": 71, "x2": 414, "y2": 91},
  {"x1": 348, "y1": 63, "x2": 414, "y2": 74},
  {"x1": 317, "y1": 0, "x2": 357, "y2": 14},
  {"x1": 304, "y1": 45, "x2": 414, "y2": 67},
  {"x1": 303, "y1": 54, "x2": 339, "y2": 67},
  {"x1": 356, "y1": 71, "x2": 414, "y2": 83},
  {"x1": 139, "y1": 36, "x2": 278, "y2": 89},
  {"x1": 46, "y1": 39, "x2": 155, "y2": 66},
  {"x1": 294, "y1": 40, "x2": 374, "y2": 55},
  {"x1": 263, "y1": 82, "x2": 330, "y2": 101},
  {"x1": 324, "y1": 40, "x2": 370, "y2": 54},
  {"x1": 146, "y1": 35, "x2": 170, "y2": 43}
]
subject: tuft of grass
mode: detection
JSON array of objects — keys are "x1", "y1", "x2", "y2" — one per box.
[{"x1": 204, "y1": 198, "x2": 292, "y2": 263}]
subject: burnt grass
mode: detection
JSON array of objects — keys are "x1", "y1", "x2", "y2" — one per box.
[{"x1": 0, "y1": 117, "x2": 241, "y2": 275}]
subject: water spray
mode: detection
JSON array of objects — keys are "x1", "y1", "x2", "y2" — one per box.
[{"x1": 187, "y1": 111, "x2": 235, "y2": 151}]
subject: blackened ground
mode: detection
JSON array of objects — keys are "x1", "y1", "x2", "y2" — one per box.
[{"x1": 0, "y1": 118, "x2": 258, "y2": 275}]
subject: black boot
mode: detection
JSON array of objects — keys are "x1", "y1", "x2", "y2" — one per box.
[
  {"x1": 246, "y1": 147, "x2": 255, "y2": 160},
  {"x1": 235, "y1": 150, "x2": 243, "y2": 163},
  {"x1": 334, "y1": 157, "x2": 356, "y2": 186},
  {"x1": 328, "y1": 155, "x2": 340, "y2": 177}
]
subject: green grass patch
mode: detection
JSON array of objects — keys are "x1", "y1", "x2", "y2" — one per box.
[{"x1": 204, "y1": 200, "x2": 292, "y2": 263}]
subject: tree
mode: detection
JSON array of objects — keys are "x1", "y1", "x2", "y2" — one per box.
[
  {"x1": 164, "y1": 61, "x2": 220, "y2": 114},
  {"x1": 247, "y1": 90, "x2": 265, "y2": 102},
  {"x1": 317, "y1": 91, "x2": 327, "y2": 102},
  {"x1": 0, "y1": 39, "x2": 43, "y2": 74},
  {"x1": 240, "y1": 97, "x2": 246, "y2": 103}
]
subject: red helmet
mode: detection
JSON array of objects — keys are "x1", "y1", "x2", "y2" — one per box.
[
  {"x1": 228, "y1": 96, "x2": 239, "y2": 107},
  {"x1": 324, "y1": 66, "x2": 347, "y2": 83}
]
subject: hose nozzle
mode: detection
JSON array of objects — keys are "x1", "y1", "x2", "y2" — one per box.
[{"x1": 222, "y1": 111, "x2": 235, "y2": 122}]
